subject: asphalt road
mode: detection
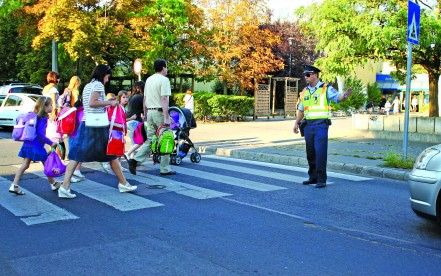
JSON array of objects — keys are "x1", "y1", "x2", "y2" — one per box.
[{"x1": 1, "y1": 129, "x2": 441, "y2": 276}]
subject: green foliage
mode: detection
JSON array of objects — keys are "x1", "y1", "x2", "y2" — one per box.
[
  {"x1": 207, "y1": 95, "x2": 253, "y2": 121},
  {"x1": 381, "y1": 152, "x2": 415, "y2": 170},
  {"x1": 170, "y1": 92, "x2": 253, "y2": 121},
  {"x1": 367, "y1": 82, "x2": 382, "y2": 106},
  {"x1": 331, "y1": 77, "x2": 366, "y2": 111}
]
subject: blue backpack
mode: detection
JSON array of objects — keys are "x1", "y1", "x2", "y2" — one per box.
[{"x1": 12, "y1": 112, "x2": 38, "y2": 141}]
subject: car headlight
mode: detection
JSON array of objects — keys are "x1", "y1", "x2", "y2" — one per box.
[{"x1": 414, "y1": 148, "x2": 440, "y2": 170}]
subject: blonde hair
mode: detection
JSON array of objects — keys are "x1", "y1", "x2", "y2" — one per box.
[
  {"x1": 34, "y1": 97, "x2": 52, "y2": 118},
  {"x1": 186, "y1": 90, "x2": 192, "y2": 94},
  {"x1": 68, "y1": 76, "x2": 81, "y2": 90},
  {"x1": 106, "y1": 93, "x2": 116, "y2": 100}
]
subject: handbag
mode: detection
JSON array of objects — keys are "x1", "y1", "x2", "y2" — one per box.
[
  {"x1": 85, "y1": 86, "x2": 109, "y2": 128},
  {"x1": 106, "y1": 105, "x2": 125, "y2": 156},
  {"x1": 133, "y1": 121, "x2": 147, "y2": 145},
  {"x1": 44, "y1": 145, "x2": 66, "y2": 177}
]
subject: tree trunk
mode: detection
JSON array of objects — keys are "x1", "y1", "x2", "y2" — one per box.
[
  {"x1": 223, "y1": 80, "x2": 228, "y2": 95},
  {"x1": 428, "y1": 71, "x2": 440, "y2": 117}
]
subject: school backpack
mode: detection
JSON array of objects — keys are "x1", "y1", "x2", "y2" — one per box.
[
  {"x1": 151, "y1": 125, "x2": 175, "y2": 154},
  {"x1": 106, "y1": 105, "x2": 126, "y2": 132},
  {"x1": 133, "y1": 121, "x2": 147, "y2": 145},
  {"x1": 56, "y1": 107, "x2": 77, "y2": 135},
  {"x1": 12, "y1": 112, "x2": 38, "y2": 141},
  {"x1": 58, "y1": 88, "x2": 72, "y2": 107}
]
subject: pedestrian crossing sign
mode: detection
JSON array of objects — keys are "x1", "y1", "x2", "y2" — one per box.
[{"x1": 407, "y1": 1, "x2": 420, "y2": 45}]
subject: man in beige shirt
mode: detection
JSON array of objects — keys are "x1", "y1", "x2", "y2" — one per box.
[{"x1": 128, "y1": 59, "x2": 176, "y2": 176}]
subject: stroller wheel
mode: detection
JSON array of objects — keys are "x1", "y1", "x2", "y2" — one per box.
[
  {"x1": 175, "y1": 156, "x2": 182, "y2": 165},
  {"x1": 190, "y1": 152, "x2": 201, "y2": 163},
  {"x1": 170, "y1": 155, "x2": 176, "y2": 165}
]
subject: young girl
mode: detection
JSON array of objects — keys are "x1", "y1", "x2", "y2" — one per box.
[{"x1": 9, "y1": 97, "x2": 60, "y2": 195}]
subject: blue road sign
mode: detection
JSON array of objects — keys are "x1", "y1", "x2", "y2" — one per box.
[{"x1": 407, "y1": 1, "x2": 420, "y2": 45}]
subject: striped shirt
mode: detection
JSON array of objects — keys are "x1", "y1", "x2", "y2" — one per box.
[{"x1": 81, "y1": 80, "x2": 106, "y2": 122}]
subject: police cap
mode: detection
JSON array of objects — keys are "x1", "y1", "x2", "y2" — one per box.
[{"x1": 303, "y1": 65, "x2": 321, "y2": 74}]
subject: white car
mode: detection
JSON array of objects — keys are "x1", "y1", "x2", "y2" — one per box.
[
  {"x1": 409, "y1": 144, "x2": 441, "y2": 225},
  {"x1": 0, "y1": 93, "x2": 42, "y2": 129}
]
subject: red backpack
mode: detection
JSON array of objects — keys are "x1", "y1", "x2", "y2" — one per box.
[
  {"x1": 56, "y1": 107, "x2": 77, "y2": 135},
  {"x1": 106, "y1": 105, "x2": 126, "y2": 132}
]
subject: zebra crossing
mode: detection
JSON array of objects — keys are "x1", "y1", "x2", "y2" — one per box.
[{"x1": 0, "y1": 155, "x2": 372, "y2": 226}]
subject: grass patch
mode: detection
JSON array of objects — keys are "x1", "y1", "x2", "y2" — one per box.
[
  {"x1": 380, "y1": 152, "x2": 415, "y2": 169},
  {"x1": 366, "y1": 156, "x2": 383, "y2": 160}
]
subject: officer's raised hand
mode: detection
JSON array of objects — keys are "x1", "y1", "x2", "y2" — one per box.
[{"x1": 338, "y1": 88, "x2": 353, "y2": 101}]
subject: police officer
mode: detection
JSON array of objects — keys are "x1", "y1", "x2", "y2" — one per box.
[{"x1": 293, "y1": 65, "x2": 352, "y2": 188}]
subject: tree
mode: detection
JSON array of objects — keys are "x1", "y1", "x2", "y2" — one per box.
[
  {"x1": 295, "y1": 0, "x2": 441, "y2": 116},
  {"x1": 194, "y1": 0, "x2": 284, "y2": 94},
  {"x1": 0, "y1": 0, "x2": 22, "y2": 80},
  {"x1": 261, "y1": 20, "x2": 322, "y2": 89}
]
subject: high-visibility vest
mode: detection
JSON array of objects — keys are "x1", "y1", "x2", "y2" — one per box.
[{"x1": 300, "y1": 84, "x2": 331, "y2": 120}]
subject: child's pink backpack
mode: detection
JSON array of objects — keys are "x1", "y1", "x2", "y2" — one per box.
[
  {"x1": 12, "y1": 112, "x2": 38, "y2": 141},
  {"x1": 107, "y1": 105, "x2": 126, "y2": 132},
  {"x1": 133, "y1": 122, "x2": 147, "y2": 145}
]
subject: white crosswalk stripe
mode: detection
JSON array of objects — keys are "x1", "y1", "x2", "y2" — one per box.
[
  {"x1": 203, "y1": 155, "x2": 373, "y2": 181},
  {"x1": 142, "y1": 163, "x2": 287, "y2": 192},
  {"x1": 13, "y1": 164, "x2": 164, "y2": 211},
  {"x1": 0, "y1": 176, "x2": 78, "y2": 225},
  {"x1": 1, "y1": 156, "x2": 373, "y2": 225},
  {"x1": 84, "y1": 163, "x2": 231, "y2": 200}
]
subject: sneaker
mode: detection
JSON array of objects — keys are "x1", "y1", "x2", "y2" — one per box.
[
  {"x1": 58, "y1": 186, "x2": 76, "y2": 198},
  {"x1": 100, "y1": 162, "x2": 111, "y2": 173},
  {"x1": 73, "y1": 170, "x2": 85, "y2": 179},
  {"x1": 70, "y1": 176, "x2": 81, "y2": 183},
  {"x1": 118, "y1": 182, "x2": 137, "y2": 193}
]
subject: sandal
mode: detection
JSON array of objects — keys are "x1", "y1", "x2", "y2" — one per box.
[
  {"x1": 9, "y1": 184, "x2": 25, "y2": 195},
  {"x1": 50, "y1": 181, "x2": 62, "y2": 191}
]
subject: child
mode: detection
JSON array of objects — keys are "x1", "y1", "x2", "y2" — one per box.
[
  {"x1": 384, "y1": 100, "x2": 391, "y2": 116},
  {"x1": 9, "y1": 97, "x2": 60, "y2": 195}
]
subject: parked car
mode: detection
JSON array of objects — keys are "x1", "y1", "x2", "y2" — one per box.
[
  {"x1": 0, "y1": 83, "x2": 43, "y2": 97},
  {"x1": 409, "y1": 144, "x2": 441, "y2": 225},
  {"x1": 0, "y1": 94, "x2": 42, "y2": 130}
]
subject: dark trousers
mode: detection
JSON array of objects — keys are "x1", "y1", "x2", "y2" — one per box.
[{"x1": 303, "y1": 119, "x2": 329, "y2": 183}]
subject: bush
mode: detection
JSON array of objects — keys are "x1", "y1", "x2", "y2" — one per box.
[
  {"x1": 381, "y1": 152, "x2": 415, "y2": 169},
  {"x1": 170, "y1": 92, "x2": 253, "y2": 121},
  {"x1": 331, "y1": 77, "x2": 367, "y2": 112}
]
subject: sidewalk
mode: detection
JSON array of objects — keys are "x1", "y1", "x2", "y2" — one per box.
[{"x1": 190, "y1": 117, "x2": 438, "y2": 181}]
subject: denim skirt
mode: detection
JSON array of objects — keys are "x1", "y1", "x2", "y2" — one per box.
[
  {"x1": 18, "y1": 146, "x2": 48, "y2": 162},
  {"x1": 68, "y1": 121, "x2": 117, "y2": 162}
]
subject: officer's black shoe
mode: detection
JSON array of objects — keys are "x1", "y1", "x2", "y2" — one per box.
[
  {"x1": 302, "y1": 179, "x2": 317, "y2": 185},
  {"x1": 315, "y1": 182, "x2": 326, "y2": 188},
  {"x1": 128, "y1": 159, "x2": 137, "y2": 175}
]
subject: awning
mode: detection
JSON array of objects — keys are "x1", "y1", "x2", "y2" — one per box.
[
  {"x1": 376, "y1": 74, "x2": 400, "y2": 90},
  {"x1": 398, "y1": 74, "x2": 429, "y2": 91}
]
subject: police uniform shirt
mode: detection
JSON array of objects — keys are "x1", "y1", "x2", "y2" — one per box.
[{"x1": 297, "y1": 81, "x2": 341, "y2": 112}]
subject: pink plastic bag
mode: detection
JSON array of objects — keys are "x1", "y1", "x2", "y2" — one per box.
[{"x1": 44, "y1": 149, "x2": 66, "y2": 177}]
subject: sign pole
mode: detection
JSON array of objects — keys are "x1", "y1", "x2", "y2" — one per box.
[
  {"x1": 403, "y1": 0, "x2": 420, "y2": 160},
  {"x1": 403, "y1": 42, "x2": 412, "y2": 160}
]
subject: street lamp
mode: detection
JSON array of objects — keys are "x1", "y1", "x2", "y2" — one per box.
[{"x1": 288, "y1": 37, "x2": 294, "y2": 78}]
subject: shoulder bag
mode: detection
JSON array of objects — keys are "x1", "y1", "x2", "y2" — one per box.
[{"x1": 85, "y1": 85, "x2": 109, "y2": 128}]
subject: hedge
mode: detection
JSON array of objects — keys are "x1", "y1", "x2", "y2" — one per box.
[{"x1": 171, "y1": 92, "x2": 254, "y2": 121}]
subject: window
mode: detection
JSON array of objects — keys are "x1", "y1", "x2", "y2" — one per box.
[{"x1": 4, "y1": 95, "x2": 23, "y2": 107}]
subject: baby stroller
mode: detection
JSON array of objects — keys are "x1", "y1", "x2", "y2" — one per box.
[{"x1": 166, "y1": 106, "x2": 201, "y2": 165}]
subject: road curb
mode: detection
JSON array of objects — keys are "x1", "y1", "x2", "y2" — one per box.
[{"x1": 198, "y1": 146, "x2": 410, "y2": 182}]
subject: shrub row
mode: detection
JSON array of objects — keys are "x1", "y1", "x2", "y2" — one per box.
[{"x1": 171, "y1": 92, "x2": 254, "y2": 121}]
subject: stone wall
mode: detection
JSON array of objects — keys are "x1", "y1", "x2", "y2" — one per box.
[{"x1": 351, "y1": 114, "x2": 441, "y2": 143}]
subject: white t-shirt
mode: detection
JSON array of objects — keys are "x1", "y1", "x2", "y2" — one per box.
[
  {"x1": 183, "y1": 94, "x2": 194, "y2": 111},
  {"x1": 144, "y1": 73, "x2": 171, "y2": 108},
  {"x1": 81, "y1": 80, "x2": 105, "y2": 122}
]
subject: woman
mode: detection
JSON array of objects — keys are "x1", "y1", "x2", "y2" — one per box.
[
  {"x1": 43, "y1": 71, "x2": 66, "y2": 159},
  {"x1": 59, "y1": 64, "x2": 137, "y2": 199},
  {"x1": 124, "y1": 81, "x2": 145, "y2": 159},
  {"x1": 183, "y1": 89, "x2": 194, "y2": 113}
]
